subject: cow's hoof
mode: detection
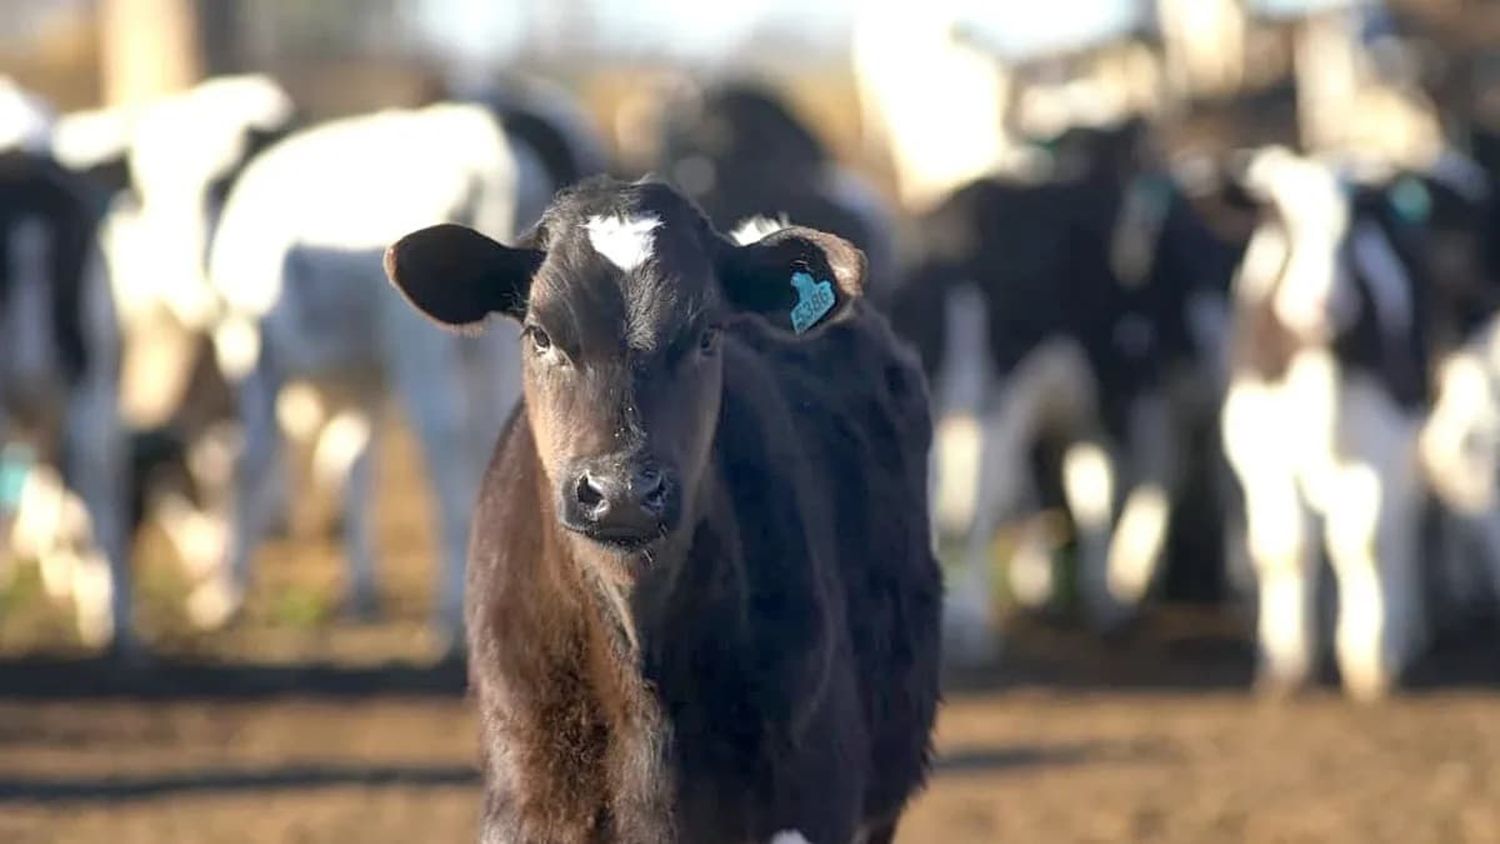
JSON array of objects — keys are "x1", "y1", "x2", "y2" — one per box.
[
  {"x1": 1253, "y1": 666, "x2": 1313, "y2": 701},
  {"x1": 1340, "y1": 665, "x2": 1398, "y2": 704}
]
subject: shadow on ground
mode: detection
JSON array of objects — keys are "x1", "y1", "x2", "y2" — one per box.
[
  {"x1": 0, "y1": 607, "x2": 1494, "y2": 701},
  {"x1": 0, "y1": 655, "x2": 468, "y2": 700},
  {"x1": 0, "y1": 764, "x2": 480, "y2": 803},
  {"x1": 0, "y1": 739, "x2": 1151, "y2": 804}
]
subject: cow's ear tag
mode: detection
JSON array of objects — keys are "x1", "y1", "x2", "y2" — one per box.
[
  {"x1": 0, "y1": 444, "x2": 35, "y2": 513},
  {"x1": 1389, "y1": 176, "x2": 1432, "y2": 225},
  {"x1": 789, "y1": 271, "x2": 836, "y2": 334}
]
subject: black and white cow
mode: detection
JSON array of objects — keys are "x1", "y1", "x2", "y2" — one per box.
[
  {"x1": 52, "y1": 76, "x2": 297, "y2": 630},
  {"x1": 1219, "y1": 145, "x2": 1495, "y2": 699},
  {"x1": 202, "y1": 102, "x2": 555, "y2": 643},
  {"x1": 0, "y1": 79, "x2": 128, "y2": 650},
  {"x1": 655, "y1": 81, "x2": 898, "y2": 296},
  {"x1": 1408, "y1": 140, "x2": 1500, "y2": 631},
  {"x1": 1422, "y1": 312, "x2": 1500, "y2": 627},
  {"x1": 890, "y1": 118, "x2": 1245, "y2": 660}
]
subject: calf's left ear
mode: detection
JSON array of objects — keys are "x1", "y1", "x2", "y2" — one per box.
[
  {"x1": 384, "y1": 223, "x2": 544, "y2": 331},
  {"x1": 717, "y1": 226, "x2": 865, "y2": 336}
]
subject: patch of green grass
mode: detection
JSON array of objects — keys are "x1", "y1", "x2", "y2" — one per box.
[{"x1": 269, "y1": 585, "x2": 333, "y2": 629}]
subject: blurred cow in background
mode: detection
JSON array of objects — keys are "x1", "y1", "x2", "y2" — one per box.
[
  {"x1": 1222, "y1": 144, "x2": 1497, "y2": 700},
  {"x1": 653, "y1": 81, "x2": 898, "y2": 297},
  {"x1": 51, "y1": 75, "x2": 297, "y2": 632},
  {"x1": 202, "y1": 100, "x2": 558, "y2": 645},
  {"x1": 891, "y1": 117, "x2": 1248, "y2": 662},
  {"x1": 1423, "y1": 314, "x2": 1500, "y2": 629},
  {"x1": 464, "y1": 73, "x2": 612, "y2": 193},
  {"x1": 1409, "y1": 144, "x2": 1500, "y2": 636},
  {"x1": 0, "y1": 78, "x2": 127, "y2": 651},
  {"x1": 6, "y1": 71, "x2": 611, "y2": 651}
]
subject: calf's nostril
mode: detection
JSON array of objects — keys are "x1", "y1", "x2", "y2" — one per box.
[
  {"x1": 637, "y1": 468, "x2": 668, "y2": 513},
  {"x1": 576, "y1": 474, "x2": 604, "y2": 510}
]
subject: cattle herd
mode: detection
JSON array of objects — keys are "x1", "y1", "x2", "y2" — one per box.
[
  {"x1": 3, "y1": 10, "x2": 1500, "y2": 710},
  {"x1": 9, "y1": 8, "x2": 1500, "y2": 839}
]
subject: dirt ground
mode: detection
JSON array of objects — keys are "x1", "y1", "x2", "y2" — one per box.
[
  {"x1": 2, "y1": 679, "x2": 1499, "y2": 843},
  {"x1": 3, "y1": 424, "x2": 1499, "y2": 843}
]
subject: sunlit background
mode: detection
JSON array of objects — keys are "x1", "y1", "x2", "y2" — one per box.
[{"x1": 3, "y1": 0, "x2": 1500, "y2": 841}]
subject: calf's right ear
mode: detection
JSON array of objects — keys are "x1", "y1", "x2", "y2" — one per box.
[{"x1": 384, "y1": 223, "x2": 544, "y2": 331}]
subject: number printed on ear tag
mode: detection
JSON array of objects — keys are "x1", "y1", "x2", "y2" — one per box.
[{"x1": 789, "y1": 271, "x2": 836, "y2": 335}]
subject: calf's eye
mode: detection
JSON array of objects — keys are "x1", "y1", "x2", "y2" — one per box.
[{"x1": 526, "y1": 326, "x2": 553, "y2": 355}]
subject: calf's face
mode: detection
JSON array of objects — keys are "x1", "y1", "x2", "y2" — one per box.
[
  {"x1": 385, "y1": 180, "x2": 864, "y2": 559},
  {"x1": 1240, "y1": 148, "x2": 1353, "y2": 343}
]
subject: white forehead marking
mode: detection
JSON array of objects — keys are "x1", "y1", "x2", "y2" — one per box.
[
  {"x1": 769, "y1": 832, "x2": 812, "y2": 844},
  {"x1": 584, "y1": 213, "x2": 662, "y2": 272},
  {"x1": 730, "y1": 215, "x2": 789, "y2": 245}
]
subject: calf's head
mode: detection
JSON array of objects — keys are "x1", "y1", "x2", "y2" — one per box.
[
  {"x1": 1237, "y1": 147, "x2": 1356, "y2": 343},
  {"x1": 385, "y1": 178, "x2": 864, "y2": 558}
]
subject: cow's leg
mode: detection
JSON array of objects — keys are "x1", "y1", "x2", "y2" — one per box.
[
  {"x1": 9, "y1": 467, "x2": 115, "y2": 648},
  {"x1": 63, "y1": 248, "x2": 132, "y2": 654},
  {"x1": 312, "y1": 402, "x2": 380, "y2": 619},
  {"x1": 196, "y1": 359, "x2": 282, "y2": 629},
  {"x1": 1326, "y1": 378, "x2": 1426, "y2": 701},
  {"x1": 1323, "y1": 464, "x2": 1387, "y2": 700},
  {"x1": 930, "y1": 413, "x2": 983, "y2": 536},
  {"x1": 1007, "y1": 510, "x2": 1061, "y2": 610},
  {"x1": 1386, "y1": 467, "x2": 1426, "y2": 671},
  {"x1": 1011, "y1": 338, "x2": 1119, "y2": 628},
  {"x1": 1325, "y1": 459, "x2": 1423, "y2": 702},
  {"x1": 1062, "y1": 439, "x2": 1121, "y2": 628},
  {"x1": 1242, "y1": 468, "x2": 1317, "y2": 694},
  {"x1": 942, "y1": 393, "x2": 1031, "y2": 665},
  {"x1": 1224, "y1": 375, "x2": 1320, "y2": 692},
  {"x1": 275, "y1": 381, "x2": 332, "y2": 538},
  {"x1": 1106, "y1": 391, "x2": 1177, "y2": 611},
  {"x1": 929, "y1": 283, "x2": 992, "y2": 538},
  {"x1": 386, "y1": 316, "x2": 476, "y2": 648},
  {"x1": 63, "y1": 359, "x2": 128, "y2": 652}
]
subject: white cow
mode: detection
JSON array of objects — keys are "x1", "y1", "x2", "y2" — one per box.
[{"x1": 204, "y1": 102, "x2": 549, "y2": 645}]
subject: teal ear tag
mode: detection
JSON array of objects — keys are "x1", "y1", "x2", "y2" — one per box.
[
  {"x1": 789, "y1": 271, "x2": 836, "y2": 335},
  {"x1": 1390, "y1": 176, "x2": 1432, "y2": 225},
  {"x1": 0, "y1": 444, "x2": 35, "y2": 513}
]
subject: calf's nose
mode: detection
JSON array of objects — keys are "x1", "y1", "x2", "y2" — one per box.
[{"x1": 568, "y1": 461, "x2": 673, "y2": 541}]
